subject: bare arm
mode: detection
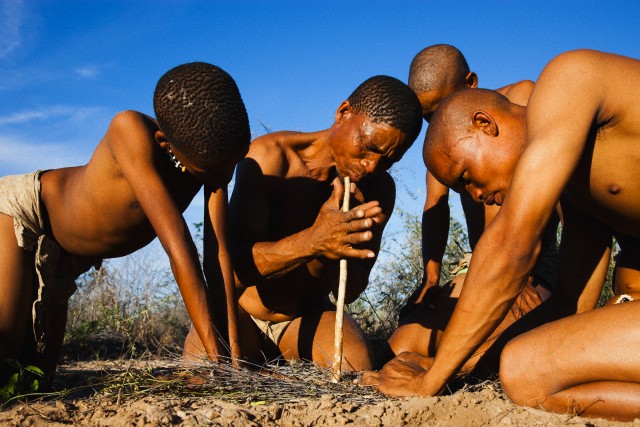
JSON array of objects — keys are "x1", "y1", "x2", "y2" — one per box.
[
  {"x1": 109, "y1": 112, "x2": 222, "y2": 360},
  {"x1": 422, "y1": 171, "x2": 450, "y2": 288},
  {"x1": 418, "y1": 50, "x2": 608, "y2": 394},
  {"x1": 203, "y1": 186, "x2": 241, "y2": 362},
  {"x1": 399, "y1": 172, "x2": 450, "y2": 316},
  {"x1": 229, "y1": 151, "x2": 380, "y2": 287},
  {"x1": 364, "y1": 206, "x2": 611, "y2": 396}
]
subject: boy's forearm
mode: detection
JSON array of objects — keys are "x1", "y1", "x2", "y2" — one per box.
[
  {"x1": 169, "y1": 246, "x2": 224, "y2": 360},
  {"x1": 205, "y1": 187, "x2": 241, "y2": 361}
]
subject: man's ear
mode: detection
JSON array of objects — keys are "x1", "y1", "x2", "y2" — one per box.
[
  {"x1": 155, "y1": 130, "x2": 169, "y2": 148},
  {"x1": 334, "y1": 100, "x2": 352, "y2": 124},
  {"x1": 466, "y1": 72, "x2": 478, "y2": 89},
  {"x1": 472, "y1": 111, "x2": 498, "y2": 136}
]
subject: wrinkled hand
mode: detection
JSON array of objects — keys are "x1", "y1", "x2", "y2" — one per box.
[
  {"x1": 309, "y1": 177, "x2": 382, "y2": 260},
  {"x1": 360, "y1": 353, "x2": 433, "y2": 397},
  {"x1": 395, "y1": 351, "x2": 436, "y2": 370}
]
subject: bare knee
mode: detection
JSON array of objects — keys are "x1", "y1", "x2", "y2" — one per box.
[
  {"x1": 341, "y1": 332, "x2": 373, "y2": 372},
  {"x1": 500, "y1": 338, "x2": 543, "y2": 407},
  {"x1": 308, "y1": 311, "x2": 373, "y2": 371},
  {"x1": 388, "y1": 324, "x2": 430, "y2": 356}
]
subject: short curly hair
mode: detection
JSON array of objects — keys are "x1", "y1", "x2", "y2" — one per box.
[
  {"x1": 347, "y1": 75, "x2": 423, "y2": 142},
  {"x1": 153, "y1": 62, "x2": 250, "y2": 168},
  {"x1": 408, "y1": 44, "x2": 470, "y2": 94}
]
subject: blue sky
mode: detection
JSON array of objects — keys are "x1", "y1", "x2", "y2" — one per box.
[{"x1": 1, "y1": 0, "x2": 639, "y2": 248}]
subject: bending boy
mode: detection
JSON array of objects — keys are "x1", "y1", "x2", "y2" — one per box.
[
  {"x1": 184, "y1": 76, "x2": 423, "y2": 371},
  {"x1": 0, "y1": 62, "x2": 250, "y2": 377}
]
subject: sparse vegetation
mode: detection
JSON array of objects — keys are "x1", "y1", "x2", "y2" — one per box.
[
  {"x1": 62, "y1": 202, "x2": 618, "y2": 364},
  {"x1": 64, "y1": 245, "x2": 190, "y2": 361},
  {"x1": 348, "y1": 206, "x2": 470, "y2": 340}
]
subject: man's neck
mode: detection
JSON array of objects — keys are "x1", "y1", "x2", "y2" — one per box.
[{"x1": 297, "y1": 129, "x2": 336, "y2": 182}]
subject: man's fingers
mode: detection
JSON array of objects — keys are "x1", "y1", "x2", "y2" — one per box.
[
  {"x1": 330, "y1": 176, "x2": 345, "y2": 208},
  {"x1": 345, "y1": 201, "x2": 379, "y2": 218},
  {"x1": 345, "y1": 247, "x2": 376, "y2": 259},
  {"x1": 345, "y1": 218, "x2": 374, "y2": 233},
  {"x1": 360, "y1": 371, "x2": 381, "y2": 386}
]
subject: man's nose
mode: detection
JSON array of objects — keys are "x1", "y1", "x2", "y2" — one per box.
[
  {"x1": 361, "y1": 155, "x2": 387, "y2": 174},
  {"x1": 468, "y1": 186, "x2": 483, "y2": 203}
]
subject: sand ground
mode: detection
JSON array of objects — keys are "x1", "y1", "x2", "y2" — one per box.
[{"x1": 0, "y1": 358, "x2": 636, "y2": 427}]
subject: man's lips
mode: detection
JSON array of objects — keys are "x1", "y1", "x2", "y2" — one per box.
[
  {"x1": 483, "y1": 194, "x2": 496, "y2": 205},
  {"x1": 348, "y1": 169, "x2": 364, "y2": 183},
  {"x1": 484, "y1": 193, "x2": 503, "y2": 206}
]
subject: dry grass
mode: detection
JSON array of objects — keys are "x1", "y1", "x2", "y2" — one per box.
[{"x1": 6, "y1": 355, "x2": 386, "y2": 409}]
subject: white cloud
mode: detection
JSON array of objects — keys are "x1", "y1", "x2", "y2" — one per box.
[
  {"x1": 0, "y1": 105, "x2": 103, "y2": 126},
  {"x1": 0, "y1": 135, "x2": 88, "y2": 174},
  {"x1": 75, "y1": 66, "x2": 99, "y2": 79},
  {"x1": 0, "y1": 105, "x2": 109, "y2": 175},
  {"x1": 0, "y1": 0, "x2": 25, "y2": 59}
]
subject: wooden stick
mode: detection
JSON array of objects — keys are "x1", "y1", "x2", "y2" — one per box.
[{"x1": 332, "y1": 176, "x2": 350, "y2": 382}]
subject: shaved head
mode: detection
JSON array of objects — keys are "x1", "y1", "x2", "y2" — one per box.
[
  {"x1": 408, "y1": 44, "x2": 470, "y2": 94},
  {"x1": 423, "y1": 88, "x2": 515, "y2": 186}
]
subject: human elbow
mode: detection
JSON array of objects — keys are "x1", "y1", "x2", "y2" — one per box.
[{"x1": 230, "y1": 242, "x2": 264, "y2": 287}]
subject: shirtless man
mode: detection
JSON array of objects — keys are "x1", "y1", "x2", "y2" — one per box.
[
  {"x1": 0, "y1": 62, "x2": 250, "y2": 378},
  {"x1": 390, "y1": 44, "x2": 558, "y2": 372},
  {"x1": 363, "y1": 49, "x2": 640, "y2": 420},
  {"x1": 185, "y1": 75, "x2": 423, "y2": 371}
]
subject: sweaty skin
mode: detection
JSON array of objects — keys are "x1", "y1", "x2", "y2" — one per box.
[
  {"x1": 0, "y1": 110, "x2": 243, "y2": 372},
  {"x1": 184, "y1": 101, "x2": 414, "y2": 371},
  {"x1": 364, "y1": 50, "x2": 640, "y2": 421}
]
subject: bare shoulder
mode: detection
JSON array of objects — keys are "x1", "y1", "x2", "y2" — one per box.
[
  {"x1": 106, "y1": 110, "x2": 158, "y2": 152},
  {"x1": 496, "y1": 80, "x2": 535, "y2": 106},
  {"x1": 244, "y1": 132, "x2": 292, "y2": 177},
  {"x1": 544, "y1": 49, "x2": 624, "y2": 71},
  {"x1": 245, "y1": 131, "x2": 315, "y2": 177},
  {"x1": 537, "y1": 49, "x2": 640, "y2": 88},
  {"x1": 532, "y1": 50, "x2": 640, "y2": 123},
  {"x1": 109, "y1": 110, "x2": 156, "y2": 133}
]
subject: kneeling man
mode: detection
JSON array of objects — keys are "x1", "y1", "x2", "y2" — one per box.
[
  {"x1": 364, "y1": 49, "x2": 640, "y2": 421},
  {"x1": 186, "y1": 76, "x2": 423, "y2": 371}
]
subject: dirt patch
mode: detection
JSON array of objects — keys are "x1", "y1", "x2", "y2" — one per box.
[{"x1": 0, "y1": 359, "x2": 634, "y2": 426}]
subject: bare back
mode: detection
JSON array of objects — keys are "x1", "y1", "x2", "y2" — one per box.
[{"x1": 41, "y1": 111, "x2": 202, "y2": 258}]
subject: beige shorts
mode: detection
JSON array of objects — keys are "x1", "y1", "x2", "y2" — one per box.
[
  {"x1": 250, "y1": 314, "x2": 292, "y2": 347},
  {"x1": 0, "y1": 171, "x2": 101, "y2": 353}
]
